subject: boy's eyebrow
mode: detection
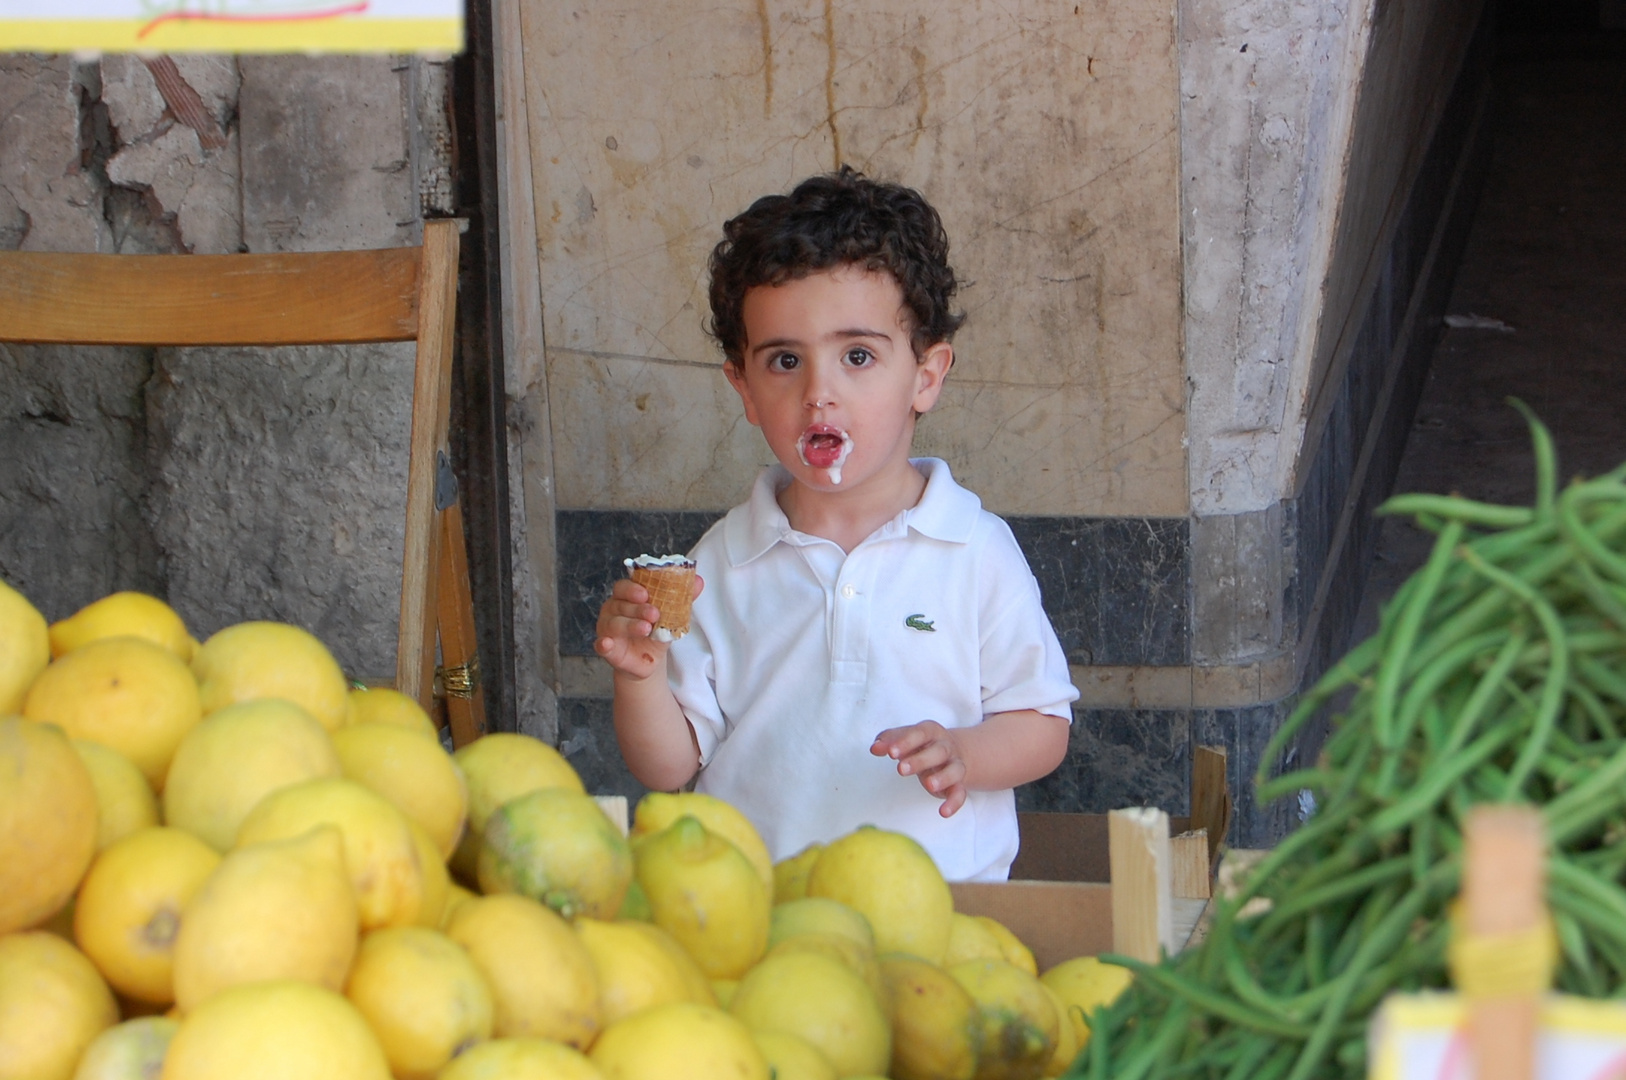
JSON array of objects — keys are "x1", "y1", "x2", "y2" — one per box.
[{"x1": 750, "y1": 327, "x2": 893, "y2": 354}]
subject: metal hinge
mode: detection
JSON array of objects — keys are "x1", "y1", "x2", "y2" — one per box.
[{"x1": 435, "y1": 657, "x2": 481, "y2": 700}]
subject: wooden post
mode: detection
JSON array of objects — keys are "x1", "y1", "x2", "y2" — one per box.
[
  {"x1": 1463, "y1": 805, "x2": 1545, "y2": 1080},
  {"x1": 1109, "y1": 807, "x2": 1173, "y2": 963},
  {"x1": 436, "y1": 501, "x2": 488, "y2": 747},
  {"x1": 1190, "y1": 745, "x2": 1231, "y2": 874}
]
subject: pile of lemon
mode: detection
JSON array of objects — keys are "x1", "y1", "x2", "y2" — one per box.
[{"x1": 0, "y1": 578, "x2": 1132, "y2": 1080}]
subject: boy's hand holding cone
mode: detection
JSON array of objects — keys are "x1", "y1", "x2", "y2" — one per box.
[{"x1": 594, "y1": 555, "x2": 701, "y2": 680}]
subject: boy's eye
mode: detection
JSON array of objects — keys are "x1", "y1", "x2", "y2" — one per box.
[
  {"x1": 843, "y1": 348, "x2": 874, "y2": 368},
  {"x1": 767, "y1": 351, "x2": 800, "y2": 372}
]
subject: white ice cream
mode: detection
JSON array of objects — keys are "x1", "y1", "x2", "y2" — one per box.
[{"x1": 797, "y1": 430, "x2": 855, "y2": 485}]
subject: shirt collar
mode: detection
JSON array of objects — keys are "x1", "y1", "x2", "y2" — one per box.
[{"x1": 723, "y1": 457, "x2": 981, "y2": 567}]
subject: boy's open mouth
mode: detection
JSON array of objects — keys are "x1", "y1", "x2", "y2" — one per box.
[{"x1": 797, "y1": 427, "x2": 854, "y2": 480}]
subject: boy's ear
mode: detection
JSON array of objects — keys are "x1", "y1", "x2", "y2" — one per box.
[
  {"x1": 911, "y1": 341, "x2": 954, "y2": 415},
  {"x1": 722, "y1": 360, "x2": 762, "y2": 427}
]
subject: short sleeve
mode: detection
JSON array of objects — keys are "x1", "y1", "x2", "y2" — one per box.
[{"x1": 977, "y1": 525, "x2": 1079, "y2": 720}]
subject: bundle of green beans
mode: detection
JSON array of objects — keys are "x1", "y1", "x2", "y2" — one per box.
[{"x1": 1070, "y1": 404, "x2": 1626, "y2": 1080}]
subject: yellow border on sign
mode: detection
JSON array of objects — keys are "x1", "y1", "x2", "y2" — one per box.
[{"x1": 0, "y1": 18, "x2": 461, "y2": 52}]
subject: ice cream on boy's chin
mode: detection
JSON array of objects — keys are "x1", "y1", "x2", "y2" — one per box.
[{"x1": 797, "y1": 426, "x2": 854, "y2": 485}]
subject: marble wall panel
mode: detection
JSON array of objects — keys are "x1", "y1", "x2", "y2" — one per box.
[{"x1": 522, "y1": 0, "x2": 1185, "y2": 518}]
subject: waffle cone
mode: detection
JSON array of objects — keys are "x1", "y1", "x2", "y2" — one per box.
[{"x1": 628, "y1": 562, "x2": 697, "y2": 639}]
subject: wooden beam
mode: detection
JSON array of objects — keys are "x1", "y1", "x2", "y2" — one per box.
[
  {"x1": 1464, "y1": 805, "x2": 1545, "y2": 1080},
  {"x1": 0, "y1": 248, "x2": 421, "y2": 345},
  {"x1": 397, "y1": 219, "x2": 461, "y2": 707},
  {"x1": 1109, "y1": 807, "x2": 1173, "y2": 964}
]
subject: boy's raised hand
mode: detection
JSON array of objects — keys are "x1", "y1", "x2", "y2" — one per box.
[
  {"x1": 870, "y1": 721, "x2": 968, "y2": 818},
  {"x1": 594, "y1": 575, "x2": 704, "y2": 680}
]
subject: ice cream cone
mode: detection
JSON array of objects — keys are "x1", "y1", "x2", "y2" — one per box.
[{"x1": 625, "y1": 555, "x2": 697, "y2": 641}]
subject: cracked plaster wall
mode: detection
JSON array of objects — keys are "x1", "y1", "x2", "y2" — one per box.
[
  {"x1": 1181, "y1": 0, "x2": 1363, "y2": 518},
  {"x1": 520, "y1": 0, "x2": 1187, "y2": 519},
  {"x1": 0, "y1": 53, "x2": 437, "y2": 680}
]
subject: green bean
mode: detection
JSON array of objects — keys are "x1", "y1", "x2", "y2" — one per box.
[
  {"x1": 1373, "y1": 521, "x2": 1467, "y2": 749},
  {"x1": 1378, "y1": 492, "x2": 1534, "y2": 528},
  {"x1": 1509, "y1": 397, "x2": 1558, "y2": 517}
]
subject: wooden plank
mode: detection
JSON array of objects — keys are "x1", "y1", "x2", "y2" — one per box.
[
  {"x1": 397, "y1": 219, "x2": 461, "y2": 707},
  {"x1": 1464, "y1": 806, "x2": 1545, "y2": 1080},
  {"x1": 1170, "y1": 830, "x2": 1211, "y2": 900},
  {"x1": 436, "y1": 501, "x2": 489, "y2": 747},
  {"x1": 1190, "y1": 744, "x2": 1231, "y2": 872},
  {"x1": 1108, "y1": 807, "x2": 1173, "y2": 963},
  {"x1": 0, "y1": 248, "x2": 421, "y2": 345}
]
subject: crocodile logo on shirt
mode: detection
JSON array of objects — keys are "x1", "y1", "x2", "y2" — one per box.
[{"x1": 904, "y1": 614, "x2": 936, "y2": 632}]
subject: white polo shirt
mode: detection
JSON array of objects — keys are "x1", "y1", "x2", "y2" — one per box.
[{"x1": 667, "y1": 458, "x2": 1078, "y2": 882}]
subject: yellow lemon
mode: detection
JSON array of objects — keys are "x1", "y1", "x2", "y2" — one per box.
[
  {"x1": 879, "y1": 953, "x2": 981, "y2": 1080},
  {"x1": 24, "y1": 637, "x2": 202, "y2": 790},
  {"x1": 806, "y1": 826, "x2": 954, "y2": 964},
  {"x1": 630, "y1": 792, "x2": 773, "y2": 903},
  {"x1": 765, "y1": 933, "x2": 886, "y2": 1018},
  {"x1": 441, "y1": 882, "x2": 478, "y2": 930},
  {"x1": 346, "y1": 686, "x2": 439, "y2": 740},
  {"x1": 343, "y1": 927, "x2": 493, "y2": 1080},
  {"x1": 444, "y1": 894, "x2": 599, "y2": 1050},
  {"x1": 192, "y1": 622, "x2": 348, "y2": 732},
  {"x1": 0, "y1": 932, "x2": 119, "y2": 1080},
  {"x1": 772, "y1": 843, "x2": 823, "y2": 903},
  {"x1": 615, "y1": 879, "x2": 651, "y2": 921},
  {"x1": 948, "y1": 959, "x2": 1059, "y2": 1080},
  {"x1": 438, "y1": 1039, "x2": 605, "y2": 1080},
  {"x1": 478, "y1": 789, "x2": 632, "y2": 920},
  {"x1": 331, "y1": 723, "x2": 467, "y2": 859},
  {"x1": 234, "y1": 778, "x2": 425, "y2": 931},
  {"x1": 977, "y1": 917, "x2": 1038, "y2": 977},
  {"x1": 944, "y1": 912, "x2": 1007, "y2": 968},
  {"x1": 49, "y1": 594, "x2": 192, "y2": 663},
  {"x1": 161, "y1": 699, "x2": 340, "y2": 851},
  {"x1": 409, "y1": 820, "x2": 450, "y2": 929},
  {"x1": 161, "y1": 981, "x2": 389, "y2": 1080},
  {"x1": 0, "y1": 717, "x2": 98, "y2": 935},
  {"x1": 634, "y1": 816, "x2": 768, "y2": 980},
  {"x1": 170, "y1": 827, "x2": 358, "y2": 1013},
  {"x1": 728, "y1": 950, "x2": 891, "y2": 1078},
  {"x1": 72, "y1": 1017, "x2": 179, "y2": 1080},
  {"x1": 74, "y1": 827, "x2": 221, "y2": 1005},
  {"x1": 575, "y1": 918, "x2": 714, "y2": 1026},
  {"x1": 750, "y1": 1030, "x2": 837, "y2": 1080},
  {"x1": 769, "y1": 897, "x2": 875, "y2": 952},
  {"x1": 71, "y1": 741, "x2": 159, "y2": 852},
  {"x1": 589, "y1": 1002, "x2": 768, "y2": 1080},
  {"x1": 0, "y1": 578, "x2": 49, "y2": 714},
  {"x1": 1037, "y1": 956, "x2": 1133, "y2": 1054},
  {"x1": 1039, "y1": 983, "x2": 1079, "y2": 1077},
  {"x1": 450, "y1": 734, "x2": 584, "y2": 880},
  {"x1": 711, "y1": 979, "x2": 737, "y2": 1008}
]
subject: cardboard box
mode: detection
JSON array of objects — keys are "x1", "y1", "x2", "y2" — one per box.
[{"x1": 948, "y1": 749, "x2": 1229, "y2": 970}]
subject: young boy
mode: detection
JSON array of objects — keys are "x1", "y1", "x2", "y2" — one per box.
[{"x1": 594, "y1": 167, "x2": 1078, "y2": 882}]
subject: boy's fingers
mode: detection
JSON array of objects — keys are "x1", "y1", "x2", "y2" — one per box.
[
  {"x1": 691, "y1": 574, "x2": 705, "y2": 599},
  {"x1": 937, "y1": 784, "x2": 967, "y2": 817}
]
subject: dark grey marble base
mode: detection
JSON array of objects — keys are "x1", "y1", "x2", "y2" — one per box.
[
  {"x1": 1016, "y1": 707, "x2": 1190, "y2": 820},
  {"x1": 556, "y1": 509, "x2": 1190, "y2": 667},
  {"x1": 557, "y1": 696, "x2": 652, "y2": 803}
]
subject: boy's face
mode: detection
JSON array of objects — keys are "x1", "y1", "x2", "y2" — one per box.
[{"x1": 724, "y1": 265, "x2": 952, "y2": 497}]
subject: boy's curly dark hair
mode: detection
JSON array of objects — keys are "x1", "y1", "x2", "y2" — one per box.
[{"x1": 706, "y1": 166, "x2": 965, "y2": 366}]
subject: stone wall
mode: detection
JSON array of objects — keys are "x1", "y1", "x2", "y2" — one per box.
[
  {"x1": 0, "y1": 53, "x2": 444, "y2": 681},
  {"x1": 501, "y1": 0, "x2": 1499, "y2": 845}
]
